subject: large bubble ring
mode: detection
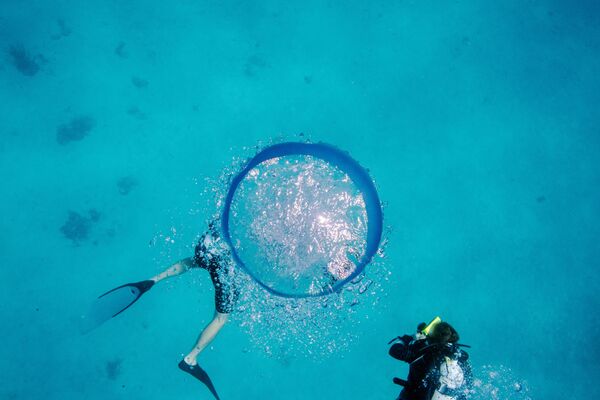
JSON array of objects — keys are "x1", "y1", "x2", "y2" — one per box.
[{"x1": 221, "y1": 142, "x2": 383, "y2": 298}]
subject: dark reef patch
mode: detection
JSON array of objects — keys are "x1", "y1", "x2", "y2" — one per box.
[
  {"x1": 60, "y1": 209, "x2": 101, "y2": 245},
  {"x1": 131, "y1": 76, "x2": 148, "y2": 88},
  {"x1": 8, "y1": 45, "x2": 42, "y2": 76},
  {"x1": 5, "y1": 391, "x2": 18, "y2": 400},
  {"x1": 115, "y1": 41, "x2": 127, "y2": 58},
  {"x1": 244, "y1": 54, "x2": 267, "y2": 78},
  {"x1": 56, "y1": 116, "x2": 95, "y2": 145},
  {"x1": 105, "y1": 358, "x2": 123, "y2": 380},
  {"x1": 51, "y1": 19, "x2": 72, "y2": 40},
  {"x1": 127, "y1": 106, "x2": 146, "y2": 120},
  {"x1": 117, "y1": 176, "x2": 138, "y2": 195},
  {"x1": 88, "y1": 208, "x2": 101, "y2": 222}
]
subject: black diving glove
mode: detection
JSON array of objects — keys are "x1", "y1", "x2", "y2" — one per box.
[
  {"x1": 389, "y1": 334, "x2": 417, "y2": 362},
  {"x1": 387, "y1": 334, "x2": 413, "y2": 345}
]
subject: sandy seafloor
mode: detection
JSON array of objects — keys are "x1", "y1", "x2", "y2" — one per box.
[{"x1": 1, "y1": 1, "x2": 599, "y2": 399}]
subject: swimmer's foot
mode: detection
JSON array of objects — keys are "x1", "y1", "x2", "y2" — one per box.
[{"x1": 178, "y1": 360, "x2": 220, "y2": 400}]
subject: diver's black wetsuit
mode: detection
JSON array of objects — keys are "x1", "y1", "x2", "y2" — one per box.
[
  {"x1": 389, "y1": 337, "x2": 471, "y2": 400},
  {"x1": 192, "y1": 224, "x2": 239, "y2": 314}
]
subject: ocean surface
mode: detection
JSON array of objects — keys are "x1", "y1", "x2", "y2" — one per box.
[{"x1": 1, "y1": 1, "x2": 599, "y2": 399}]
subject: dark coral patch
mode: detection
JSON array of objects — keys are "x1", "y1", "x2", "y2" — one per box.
[
  {"x1": 56, "y1": 116, "x2": 95, "y2": 145},
  {"x1": 127, "y1": 106, "x2": 146, "y2": 120},
  {"x1": 105, "y1": 358, "x2": 123, "y2": 380},
  {"x1": 8, "y1": 45, "x2": 41, "y2": 76},
  {"x1": 60, "y1": 209, "x2": 101, "y2": 245},
  {"x1": 57, "y1": 19, "x2": 71, "y2": 37},
  {"x1": 60, "y1": 211, "x2": 92, "y2": 244},
  {"x1": 131, "y1": 76, "x2": 148, "y2": 88},
  {"x1": 115, "y1": 41, "x2": 127, "y2": 58},
  {"x1": 88, "y1": 208, "x2": 101, "y2": 222},
  {"x1": 244, "y1": 54, "x2": 267, "y2": 78},
  {"x1": 51, "y1": 19, "x2": 72, "y2": 40},
  {"x1": 117, "y1": 176, "x2": 138, "y2": 195}
]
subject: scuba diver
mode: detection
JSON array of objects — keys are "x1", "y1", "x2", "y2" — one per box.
[
  {"x1": 388, "y1": 318, "x2": 472, "y2": 400},
  {"x1": 82, "y1": 221, "x2": 238, "y2": 400}
]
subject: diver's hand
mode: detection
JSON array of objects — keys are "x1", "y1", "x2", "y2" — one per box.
[
  {"x1": 400, "y1": 334, "x2": 413, "y2": 344},
  {"x1": 387, "y1": 334, "x2": 412, "y2": 345}
]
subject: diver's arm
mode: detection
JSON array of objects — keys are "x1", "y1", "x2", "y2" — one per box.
[
  {"x1": 389, "y1": 343, "x2": 409, "y2": 361},
  {"x1": 389, "y1": 334, "x2": 413, "y2": 361},
  {"x1": 150, "y1": 257, "x2": 197, "y2": 283},
  {"x1": 389, "y1": 337, "x2": 427, "y2": 362}
]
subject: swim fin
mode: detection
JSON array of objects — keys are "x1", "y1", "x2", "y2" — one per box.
[
  {"x1": 178, "y1": 360, "x2": 221, "y2": 400},
  {"x1": 80, "y1": 280, "x2": 155, "y2": 334}
]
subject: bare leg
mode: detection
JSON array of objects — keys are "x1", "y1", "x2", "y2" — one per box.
[
  {"x1": 150, "y1": 257, "x2": 196, "y2": 283},
  {"x1": 153, "y1": 258, "x2": 229, "y2": 366},
  {"x1": 184, "y1": 311, "x2": 229, "y2": 366}
]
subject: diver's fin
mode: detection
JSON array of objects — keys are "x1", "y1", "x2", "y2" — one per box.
[
  {"x1": 79, "y1": 280, "x2": 155, "y2": 334},
  {"x1": 98, "y1": 280, "x2": 155, "y2": 316},
  {"x1": 178, "y1": 360, "x2": 221, "y2": 400}
]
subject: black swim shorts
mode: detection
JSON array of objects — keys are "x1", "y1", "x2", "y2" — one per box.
[{"x1": 193, "y1": 230, "x2": 239, "y2": 314}]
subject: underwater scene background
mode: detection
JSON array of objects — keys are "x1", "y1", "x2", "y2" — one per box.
[{"x1": 1, "y1": 1, "x2": 599, "y2": 399}]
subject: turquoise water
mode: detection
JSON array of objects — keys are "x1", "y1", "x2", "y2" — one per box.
[{"x1": 1, "y1": 1, "x2": 599, "y2": 399}]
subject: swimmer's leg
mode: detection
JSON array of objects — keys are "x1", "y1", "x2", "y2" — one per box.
[
  {"x1": 82, "y1": 257, "x2": 198, "y2": 333},
  {"x1": 179, "y1": 311, "x2": 228, "y2": 399},
  {"x1": 183, "y1": 311, "x2": 229, "y2": 365},
  {"x1": 150, "y1": 257, "x2": 198, "y2": 283}
]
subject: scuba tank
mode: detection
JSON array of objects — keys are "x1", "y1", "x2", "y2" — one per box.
[{"x1": 431, "y1": 355, "x2": 466, "y2": 400}]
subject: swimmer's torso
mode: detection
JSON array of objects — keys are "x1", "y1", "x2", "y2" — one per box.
[{"x1": 193, "y1": 222, "x2": 238, "y2": 313}]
